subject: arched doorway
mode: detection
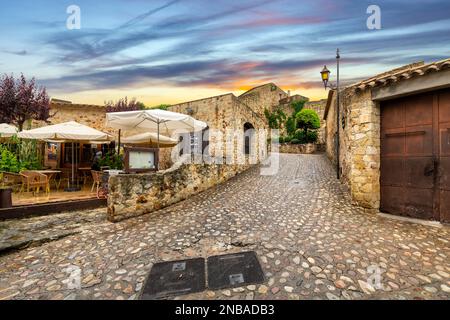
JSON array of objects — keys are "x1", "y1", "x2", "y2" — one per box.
[{"x1": 243, "y1": 122, "x2": 255, "y2": 155}]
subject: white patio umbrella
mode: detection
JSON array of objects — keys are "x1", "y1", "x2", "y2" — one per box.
[
  {"x1": 122, "y1": 132, "x2": 178, "y2": 147},
  {"x1": 18, "y1": 121, "x2": 113, "y2": 191},
  {"x1": 106, "y1": 109, "x2": 207, "y2": 149},
  {"x1": 0, "y1": 123, "x2": 18, "y2": 139}
]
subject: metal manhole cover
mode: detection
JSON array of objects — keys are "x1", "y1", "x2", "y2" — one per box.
[
  {"x1": 140, "y1": 258, "x2": 205, "y2": 300},
  {"x1": 207, "y1": 251, "x2": 265, "y2": 290}
]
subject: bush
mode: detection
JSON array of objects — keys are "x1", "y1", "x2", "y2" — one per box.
[
  {"x1": 290, "y1": 138, "x2": 300, "y2": 144},
  {"x1": 284, "y1": 136, "x2": 292, "y2": 143},
  {"x1": 296, "y1": 109, "x2": 320, "y2": 131},
  {"x1": 99, "y1": 152, "x2": 124, "y2": 170},
  {"x1": 0, "y1": 145, "x2": 21, "y2": 173},
  {"x1": 0, "y1": 140, "x2": 42, "y2": 173},
  {"x1": 278, "y1": 136, "x2": 285, "y2": 144},
  {"x1": 306, "y1": 131, "x2": 318, "y2": 143},
  {"x1": 292, "y1": 129, "x2": 319, "y2": 144}
]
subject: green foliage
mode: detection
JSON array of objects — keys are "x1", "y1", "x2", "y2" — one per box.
[
  {"x1": 296, "y1": 109, "x2": 320, "y2": 132},
  {"x1": 136, "y1": 102, "x2": 147, "y2": 110},
  {"x1": 283, "y1": 136, "x2": 292, "y2": 143},
  {"x1": 278, "y1": 136, "x2": 285, "y2": 144},
  {"x1": 18, "y1": 140, "x2": 41, "y2": 170},
  {"x1": 293, "y1": 130, "x2": 318, "y2": 144},
  {"x1": 0, "y1": 139, "x2": 42, "y2": 173},
  {"x1": 98, "y1": 152, "x2": 124, "y2": 170},
  {"x1": 291, "y1": 100, "x2": 305, "y2": 115},
  {"x1": 0, "y1": 145, "x2": 21, "y2": 173},
  {"x1": 149, "y1": 104, "x2": 171, "y2": 111},
  {"x1": 264, "y1": 108, "x2": 286, "y2": 129},
  {"x1": 290, "y1": 138, "x2": 300, "y2": 144},
  {"x1": 285, "y1": 116, "x2": 296, "y2": 136}
]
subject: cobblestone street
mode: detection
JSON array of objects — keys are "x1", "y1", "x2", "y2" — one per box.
[{"x1": 0, "y1": 154, "x2": 449, "y2": 300}]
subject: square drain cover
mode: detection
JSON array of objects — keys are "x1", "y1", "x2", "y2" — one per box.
[
  {"x1": 140, "y1": 258, "x2": 205, "y2": 299},
  {"x1": 207, "y1": 251, "x2": 265, "y2": 290}
]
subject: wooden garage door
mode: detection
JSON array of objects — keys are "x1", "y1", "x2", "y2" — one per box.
[
  {"x1": 439, "y1": 90, "x2": 450, "y2": 223},
  {"x1": 380, "y1": 88, "x2": 450, "y2": 222}
]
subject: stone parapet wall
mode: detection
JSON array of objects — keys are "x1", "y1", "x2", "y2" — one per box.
[
  {"x1": 107, "y1": 160, "x2": 252, "y2": 222},
  {"x1": 278, "y1": 143, "x2": 318, "y2": 154}
]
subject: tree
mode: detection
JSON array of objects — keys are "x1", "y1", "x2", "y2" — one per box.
[
  {"x1": 105, "y1": 97, "x2": 144, "y2": 112},
  {"x1": 291, "y1": 99, "x2": 305, "y2": 115},
  {"x1": 294, "y1": 109, "x2": 321, "y2": 144},
  {"x1": 296, "y1": 109, "x2": 320, "y2": 135},
  {"x1": 0, "y1": 74, "x2": 50, "y2": 131}
]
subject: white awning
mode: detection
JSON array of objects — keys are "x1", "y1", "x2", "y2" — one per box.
[
  {"x1": 106, "y1": 109, "x2": 207, "y2": 134},
  {"x1": 18, "y1": 121, "x2": 113, "y2": 142},
  {"x1": 0, "y1": 123, "x2": 18, "y2": 138},
  {"x1": 122, "y1": 132, "x2": 178, "y2": 147}
]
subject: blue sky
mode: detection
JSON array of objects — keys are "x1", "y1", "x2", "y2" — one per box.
[{"x1": 0, "y1": 0, "x2": 449, "y2": 105}]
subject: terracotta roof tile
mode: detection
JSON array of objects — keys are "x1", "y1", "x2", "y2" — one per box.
[{"x1": 349, "y1": 58, "x2": 450, "y2": 92}]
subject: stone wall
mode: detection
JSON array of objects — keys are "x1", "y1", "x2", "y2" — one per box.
[
  {"x1": 279, "y1": 143, "x2": 317, "y2": 154},
  {"x1": 166, "y1": 93, "x2": 267, "y2": 166},
  {"x1": 33, "y1": 102, "x2": 115, "y2": 135},
  {"x1": 238, "y1": 83, "x2": 288, "y2": 118},
  {"x1": 325, "y1": 89, "x2": 380, "y2": 210},
  {"x1": 107, "y1": 159, "x2": 251, "y2": 222}
]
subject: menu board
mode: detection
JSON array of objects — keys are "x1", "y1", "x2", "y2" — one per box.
[{"x1": 124, "y1": 147, "x2": 159, "y2": 173}]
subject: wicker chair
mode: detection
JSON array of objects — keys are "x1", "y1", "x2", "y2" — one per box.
[
  {"x1": 1, "y1": 172, "x2": 23, "y2": 192},
  {"x1": 20, "y1": 171, "x2": 49, "y2": 194},
  {"x1": 91, "y1": 170, "x2": 102, "y2": 194}
]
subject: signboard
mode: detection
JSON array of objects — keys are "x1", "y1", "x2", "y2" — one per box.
[{"x1": 124, "y1": 147, "x2": 159, "y2": 173}]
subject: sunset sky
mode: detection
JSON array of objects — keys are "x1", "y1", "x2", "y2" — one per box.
[{"x1": 1, "y1": 0, "x2": 449, "y2": 106}]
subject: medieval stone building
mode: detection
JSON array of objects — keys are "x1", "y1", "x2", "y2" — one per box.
[
  {"x1": 324, "y1": 58, "x2": 450, "y2": 223},
  {"x1": 45, "y1": 83, "x2": 325, "y2": 169}
]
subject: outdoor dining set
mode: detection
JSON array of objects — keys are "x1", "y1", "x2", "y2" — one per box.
[
  {"x1": 0, "y1": 109, "x2": 207, "y2": 206},
  {"x1": 0, "y1": 167, "x2": 106, "y2": 195}
]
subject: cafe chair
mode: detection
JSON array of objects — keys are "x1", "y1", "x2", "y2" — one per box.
[
  {"x1": 91, "y1": 170, "x2": 103, "y2": 194},
  {"x1": 20, "y1": 171, "x2": 49, "y2": 194},
  {"x1": 1, "y1": 172, "x2": 23, "y2": 193}
]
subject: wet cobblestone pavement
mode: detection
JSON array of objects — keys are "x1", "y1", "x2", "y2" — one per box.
[{"x1": 0, "y1": 154, "x2": 449, "y2": 300}]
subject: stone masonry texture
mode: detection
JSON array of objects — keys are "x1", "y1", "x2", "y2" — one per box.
[{"x1": 326, "y1": 89, "x2": 380, "y2": 210}]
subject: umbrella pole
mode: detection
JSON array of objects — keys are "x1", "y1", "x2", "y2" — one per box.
[
  {"x1": 118, "y1": 129, "x2": 121, "y2": 154},
  {"x1": 72, "y1": 142, "x2": 75, "y2": 185},
  {"x1": 157, "y1": 122, "x2": 160, "y2": 170}
]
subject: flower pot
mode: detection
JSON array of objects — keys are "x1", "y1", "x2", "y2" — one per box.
[{"x1": 0, "y1": 188, "x2": 13, "y2": 209}]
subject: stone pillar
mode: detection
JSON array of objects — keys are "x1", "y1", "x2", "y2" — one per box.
[{"x1": 347, "y1": 90, "x2": 380, "y2": 209}]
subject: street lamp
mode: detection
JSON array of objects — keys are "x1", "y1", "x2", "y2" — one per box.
[
  {"x1": 320, "y1": 65, "x2": 331, "y2": 89},
  {"x1": 320, "y1": 48, "x2": 341, "y2": 180}
]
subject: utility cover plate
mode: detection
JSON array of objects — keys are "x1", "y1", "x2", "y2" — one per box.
[
  {"x1": 140, "y1": 258, "x2": 205, "y2": 299},
  {"x1": 207, "y1": 251, "x2": 265, "y2": 290}
]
